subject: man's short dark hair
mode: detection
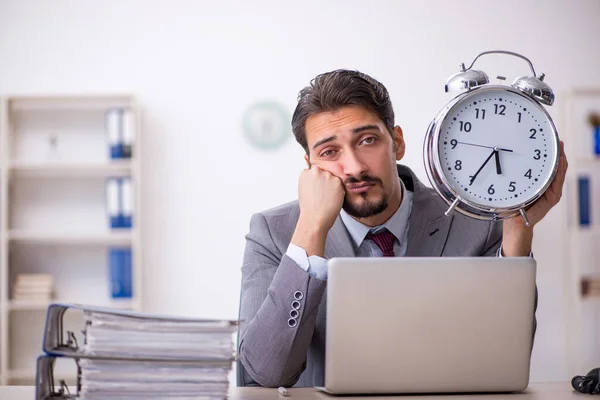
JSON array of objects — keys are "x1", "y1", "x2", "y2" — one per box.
[{"x1": 291, "y1": 69, "x2": 395, "y2": 154}]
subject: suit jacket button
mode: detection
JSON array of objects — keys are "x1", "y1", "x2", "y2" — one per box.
[
  {"x1": 290, "y1": 309, "x2": 299, "y2": 318},
  {"x1": 291, "y1": 300, "x2": 301, "y2": 310},
  {"x1": 288, "y1": 318, "x2": 297, "y2": 327},
  {"x1": 294, "y1": 291, "x2": 304, "y2": 300}
]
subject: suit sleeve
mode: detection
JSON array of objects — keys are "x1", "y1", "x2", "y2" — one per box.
[
  {"x1": 481, "y1": 220, "x2": 503, "y2": 256},
  {"x1": 480, "y1": 219, "x2": 537, "y2": 348},
  {"x1": 238, "y1": 213, "x2": 327, "y2": 387}
]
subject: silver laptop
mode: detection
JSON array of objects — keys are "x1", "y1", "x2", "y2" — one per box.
[{"x1": 320, "y1": 257, "x2": 536, "y2": 395}]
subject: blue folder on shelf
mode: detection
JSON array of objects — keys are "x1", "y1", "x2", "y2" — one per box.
[
  {"x1": 109, "y1": 247, "x2": 132, "y2": 299},
  {"x1": 578, "y1": 175, "x2": 591, "y2": 226},
  {"x1": 106, "y1": 108, "x2": 124, "y2": 159},
  {"x1": 106, "y1": 178, "x2": 121, "y2": 229}
]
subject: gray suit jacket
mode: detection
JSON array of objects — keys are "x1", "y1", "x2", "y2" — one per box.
[{"x1": 238, "y1": 165, "x2": 509, "y2": 388}]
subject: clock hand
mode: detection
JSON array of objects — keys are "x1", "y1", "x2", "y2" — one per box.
[
  {"x1": 494, "y1": 149, "x2": 502, "y2": 174},
  {"x1": 469, "y1": 149, "x2": 496, "y2": 186},
  {"x1": 457, "y1": 141, "x2": 513, "y2": 152}
]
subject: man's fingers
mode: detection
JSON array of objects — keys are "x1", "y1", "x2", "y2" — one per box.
[{"x1": 546, "y1": 141, "x2": 568, "y2": 204}]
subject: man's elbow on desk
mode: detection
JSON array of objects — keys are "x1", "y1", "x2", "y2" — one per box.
[{"x1": 238, "y1": 343, "x2": 302, "y2": 388}]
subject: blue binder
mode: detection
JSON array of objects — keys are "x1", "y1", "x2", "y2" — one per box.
[
  {"x1": 120, "y1": 177, "x2": 133, "y2": 228},
  {"x1": 106, "y1": 108, "x2": 124, "y2": 159},
  {"x1": 578, "y1": 176, "x2": 591, "y2": 226},
  {"x1": 122, "y1": 108, "x2": 134, "y2": 159},
  {"x1": 109, "y1": 247, "x2": 132, "y2": 298},
  {"x1": 595, "y1": 125, "x2": 600, "y2": 156},
  {"x1": 106, "y1": 178, "x2": 121, "y2": 228}
]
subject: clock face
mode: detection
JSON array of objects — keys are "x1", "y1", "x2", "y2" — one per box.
[{"x1": 436, "y1": 87, "x2": 559, "y2": 209}]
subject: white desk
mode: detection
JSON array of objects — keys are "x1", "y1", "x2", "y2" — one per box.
[{"x1": 0, "y1": 382, "x2": 584, "y2": 400}]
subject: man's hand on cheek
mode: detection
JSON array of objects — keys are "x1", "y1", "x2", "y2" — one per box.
[{"x1": 297, "y1": 165, "x2": 345, "y2": 231}]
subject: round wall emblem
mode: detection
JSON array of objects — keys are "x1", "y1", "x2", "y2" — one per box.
[{"x1": 242, "y1": 101, "x2": 290, "y2": 150}]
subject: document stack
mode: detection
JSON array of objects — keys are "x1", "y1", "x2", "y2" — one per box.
[
  {"x1": 36, "y1": 303, "x2": 238, "y2": 400},
  {"x1": 12, "y1": 273, "x2": 54, "y2": 302}
]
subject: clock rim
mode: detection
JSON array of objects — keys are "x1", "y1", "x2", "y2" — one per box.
[{"x1": 423, "y1": 84, "x2": 560, "y2": 220}]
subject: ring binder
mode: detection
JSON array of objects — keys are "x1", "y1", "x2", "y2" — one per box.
[
  {"x1": 36, "y1": 356, "x2": 80, "y2": 400},
  {"x1": 36, "y1": 303, "x2": 238, "y2": 400}
]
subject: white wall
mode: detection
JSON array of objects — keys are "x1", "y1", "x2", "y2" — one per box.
[{"x1": 1, "y1": 0, "x2": 599, "y2": 382}]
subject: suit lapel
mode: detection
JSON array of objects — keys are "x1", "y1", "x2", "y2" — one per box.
[
  {"x1": 324, "y1": 216, "x2": 356, "y2": 259},
  {"x1": 401, "y1": 166, "x2": 454, "y2": 257},
  {"x1": 405, "y1": 200, "x2": 453, "y2": 256}
]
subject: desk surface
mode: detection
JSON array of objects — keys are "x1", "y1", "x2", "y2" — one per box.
[{"x1": 0, "y1": 382, "x2": 583, "y2": 400}]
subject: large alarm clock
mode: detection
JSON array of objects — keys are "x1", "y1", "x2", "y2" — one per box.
[{"x1": 423, "y1": 50, "x2": 560, "y2": 226}]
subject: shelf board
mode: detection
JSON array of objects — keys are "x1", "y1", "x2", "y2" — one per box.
[
  {"x1": 8, "y1": 95, "x2": 135, "y2": 111},
  {"x1": 7, "y1": 298, "x2": 136, "y2": 311},
  {"x1": 570, "y1": 158, "x2": 600, "y2": 168},
  {"x1": 7, "y1": 230, "x2": 133, "y2": 245},
  {"x1": 566, "y1": 227, "x2": 599, "y2": 236},
  {"x1": 9, "y1": 160, "x2": 133, "y2": 178}
]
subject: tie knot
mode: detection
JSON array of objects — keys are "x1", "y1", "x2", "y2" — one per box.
[{"x1": 365, "y1": 229, "x2": 396, "y2": 257}]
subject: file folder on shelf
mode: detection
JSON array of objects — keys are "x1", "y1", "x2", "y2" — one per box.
[
  {"x1": 122, "y1": 108, "x2": 135, "y2": 158},
  {"x1": 105, "y1": 109, "x2": 123, "y2": 159},
  {"x1": 37, "y1": 303, "x2": 238, "y2": 400},
  {"x1": 120, "y1": 177, "x2": 133, "y2": 228},
  {"x1": 106, "y1": 178, "x2": 134, "y2": 229},
  {"x1": 108, "y1": 247, "x2": 132, "y2": 299},
  {"x1": 105, "y1": 107, "x2": 134, "y2": 160},
  {"x1": 105, "y1": 178, "x2": 121, "y2": 229}
]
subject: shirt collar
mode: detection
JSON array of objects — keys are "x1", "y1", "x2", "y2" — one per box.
[{"x1": 340, "y1": 178, "x2": 413, "y2": 248}]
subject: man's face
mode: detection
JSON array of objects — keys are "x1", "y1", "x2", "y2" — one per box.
[{"x1": 304, "y1": 106, "x2": 405, "y2": 219}]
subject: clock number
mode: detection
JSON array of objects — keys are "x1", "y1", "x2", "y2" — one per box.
[
  {"x1": 524, "y1": 169, "x2": 532, "y2": 179},
  {"x1": 459, "y1": 121, "x2": 472, "y2": 132},
  {"x1": 475, "y1": 108, "x2": 486, "y2": 119},
  {"x1": 494, "y1": 104, "x2": 506, "y2": 115},
  {"x1": 517, "y1": 112, "x2": 522, "y2": 123},
  {"x1": 450, "y1": 139, "x2": 458, "y2": 149},
  {"x1": 508, "y1": 181, "x2": 516, "y2": 192},
  {"x1": 454, "y1": 160, "x2": 462, "y2": 170},
  {"x1": 529, "y1": 128, "x2": 537, "y2": 139},
  {"x1": 487, "y1": 184, "x2": 495, "y2": 195},
  {"x1": 533, "y1": 149, "x2": 541, "y2": 160}
]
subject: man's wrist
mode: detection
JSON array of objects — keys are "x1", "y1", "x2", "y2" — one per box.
[
  {"x1": 501, "y1": 219, "x2": 534, "y2": 257},
  {"x1": 291, "y1": 216, "x2": 329, "y2": 257}
]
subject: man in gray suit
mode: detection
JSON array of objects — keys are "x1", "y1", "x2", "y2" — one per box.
[{"x1": 238, "y1": 70, "x2": 567, "y2": 388}]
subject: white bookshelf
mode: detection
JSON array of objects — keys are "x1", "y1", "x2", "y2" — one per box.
[
  {"x1": 7, "y1": 230, "x2": 133, "y2": 245},
  {"x1": 8, "y1": 298, "x2": 137, "y2": 311},
  {"x1": 561, "y1": 88, "x2": 600, "y2": 377},
  {"x1": 9, "y1": 159, "x2": 132, "y2": 178},
  {"x1": 0, "y1": 95, "x2": 143, "y2": 385}
]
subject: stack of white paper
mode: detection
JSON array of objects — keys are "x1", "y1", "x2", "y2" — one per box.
[
  {"x1": 76, "y1": 309, "x2": 236, "y2": 399},
  {"x1": 12, "y1": 273, "x2": 54, "y2": 301},
  {"x1": 84, "y1": 311, "x2": 235, "y2": 360},
  {"x1": 36, "y1": 304, "x2": 238, "y2": 400},
  {"x1": 79, "y1": 359, "x2": 231, "y2": 399}
]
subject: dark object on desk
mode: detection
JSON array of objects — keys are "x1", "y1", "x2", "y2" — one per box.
[{"x1": 572, "y1": 368, "x2": 600, "y2": 395}]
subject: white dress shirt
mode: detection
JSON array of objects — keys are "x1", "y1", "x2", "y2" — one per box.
[
  {"x1": 285, "y1": 178, "x2": 521, "y2": 280},
  {"x1": 287, "y1": 179, "x2": 413, "y2": 280}
]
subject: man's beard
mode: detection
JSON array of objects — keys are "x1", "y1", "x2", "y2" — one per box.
[{"x1": 342, "y1": 174, "x2": 388, "y2": 218}]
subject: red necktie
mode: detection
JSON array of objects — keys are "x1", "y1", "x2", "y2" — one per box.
[{"x1": 365, "y1": 229, "x2": 396, "y2": 257}]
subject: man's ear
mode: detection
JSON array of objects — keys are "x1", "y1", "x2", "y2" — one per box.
[
  {"x1": 393, "y1": 126, "x2": 405, "y2": 161},
  {"x1": 304, "y1": 153, "x2": 311, "y2": 168}
]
